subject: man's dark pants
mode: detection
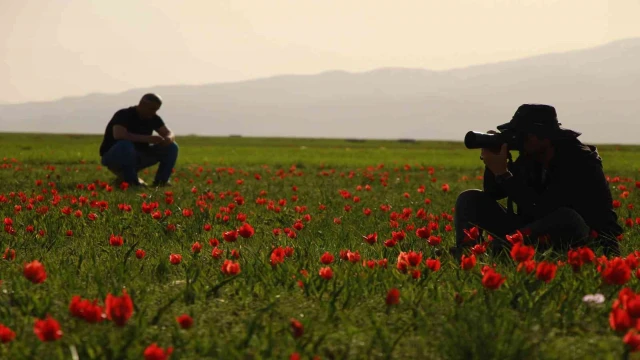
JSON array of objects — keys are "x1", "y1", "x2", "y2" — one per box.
[
  {"x1": 101, "y1": 140, "x2": 178, "y2": 185},
  {"x1": 454, "y1": 189, "x2": 590, "y2": 252}
]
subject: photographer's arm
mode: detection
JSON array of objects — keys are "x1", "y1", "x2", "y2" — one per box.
[
  {"x1": 482, "y1": 143, "x2": 541, "y2": 209},
  {"x1": 499, "y1": 163, "x2": 577, "y2": 219},
  {"x1": 483, "y1": 166, "x2": 507, "y2": 200},
  {"x1": 479, "y1": 129, "x2": 509, "y2": 199},
  {"x1": 496, "y1": 174, "x2": 538, "y2": 215}
]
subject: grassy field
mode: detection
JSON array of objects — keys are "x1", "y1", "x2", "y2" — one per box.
[{"x1": 1, "y1": 133, "x2": 640, "y2": 359}]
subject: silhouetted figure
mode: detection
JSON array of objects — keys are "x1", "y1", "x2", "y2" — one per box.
[
  {"x1": 452, "y1": 104, "x2": 622, "y2": 257},
  {"x1": 99, "y1": 93, "x2": 178, "y2": 187}
]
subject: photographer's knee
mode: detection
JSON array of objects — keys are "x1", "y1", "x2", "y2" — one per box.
[
  {"x1": 553, "y1": 207, "x2": 583, "y2": 222},
  {"x1": 553, "y1": 207, "x2": 589, "y2": 237},
  {"x1": 455, "y1": 189, "x2": 484, "y2": 208}
]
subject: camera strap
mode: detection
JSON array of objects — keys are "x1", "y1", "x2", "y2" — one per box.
[{"x1": 506, "y1": 154, "x2": 515, "y2": 216}]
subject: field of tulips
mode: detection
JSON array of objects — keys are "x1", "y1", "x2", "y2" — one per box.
[{"x1": 2, "y1": 134, "x2": 640, "y2": 359}]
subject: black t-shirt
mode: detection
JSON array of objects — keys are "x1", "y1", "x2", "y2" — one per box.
[{"x1": 99, "y1": 106, "x2": 165, "y2": 156}]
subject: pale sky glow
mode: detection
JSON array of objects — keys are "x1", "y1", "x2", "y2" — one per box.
[{"x1": 2, "y1": 0, "x2": 639, "y2": 103}]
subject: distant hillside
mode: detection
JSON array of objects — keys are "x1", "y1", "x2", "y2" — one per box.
[{"x1": 1, "y1": 38, "x2": 639, "y2": 144}]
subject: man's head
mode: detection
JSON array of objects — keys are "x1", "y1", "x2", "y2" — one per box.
[
  {"x1": 498, "y1": 104, "x2": 580, "y2": 156},
  {"x1": 136, "y1": 93, "x2": 163, "y2": 120}
]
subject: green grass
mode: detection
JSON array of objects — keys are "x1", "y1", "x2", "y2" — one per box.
[
  {"x1": 2, "y1": 132, "x2": 639, "y2": 171},
  {"x1": 1, "y1": 133, "x2": 639, "y2": 359}
]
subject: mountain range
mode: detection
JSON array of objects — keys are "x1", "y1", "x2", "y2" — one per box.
[{"x1": 1, "y1": 38, "x2": 639, "y2": 144}]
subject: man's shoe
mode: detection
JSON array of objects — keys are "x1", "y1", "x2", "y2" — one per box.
[{"x1": 131, "y1": 181, "x2": 149, "y2": 188}]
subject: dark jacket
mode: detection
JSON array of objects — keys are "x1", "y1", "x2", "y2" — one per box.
[{"x1": 483, "y1": 138, "x2": 622, "y2": 247}]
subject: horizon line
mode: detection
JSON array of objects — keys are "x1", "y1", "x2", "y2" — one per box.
[{"x1": 1, "y1": 130, "x2": 638, "y2": 147}]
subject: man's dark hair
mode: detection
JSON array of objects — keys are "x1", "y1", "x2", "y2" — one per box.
[{"x1": 140, "y1": 93, "x2": 163, "y2": 106}]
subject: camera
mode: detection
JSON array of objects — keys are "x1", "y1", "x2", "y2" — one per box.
[{"x1": 464, "y1": 129, "x2": 523, "y2": 151}]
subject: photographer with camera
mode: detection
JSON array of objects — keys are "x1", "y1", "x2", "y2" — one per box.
[{"x1": 452, "y1": 104, "x2": 622, "y2": 258}]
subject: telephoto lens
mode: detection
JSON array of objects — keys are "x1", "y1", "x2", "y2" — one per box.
[{"x1": 464, "y1": 131, "x2": 502, "y2": 150}]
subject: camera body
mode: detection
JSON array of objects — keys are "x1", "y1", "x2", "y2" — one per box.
[{"x1": 464, "y1": 129, "x2": 524, "y2": 152}]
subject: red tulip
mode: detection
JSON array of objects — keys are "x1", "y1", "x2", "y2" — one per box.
[
  {"x1": 346, "y1": 250, "x2": 361, "y2": 263},
  {"x1": 69, "y1": 296, "x2": 105, "y2": 324},
  {"x1": 223, "y1": 230, "x2": 238, "y2": 242},
  {"x1": 415, "y1": 227, "x2": 431, "y2": 239},
  {"x1": 211, "y1": 247, "x2": 224, "y2": 259},
  {"x1": 471, "y1": 243, "x2": 486, "y2": 255},
  {"x1": 0, "y1": 324, "x2": 16, "y2": 343},
  {"x1": 319, "y1": 267, "x2": 333, "y2": 280},
  {"x1": 602, "y1": 257, "x2": 632, "y2": 285},
  {"x1": 105, "y1": 289, "x2": 134, "y2": 327},
  {"x1": 169, "y1": 254, "x2": 182, "y2": 265},
  {"x1": 624, "y1": 330, "x2": 640, "y2": 352},
  {"x1": 535, "y1": 261, "x2": 558, "y2": 283},
  {"x1": 176, "y1": 314, "x2": 193, "y2": 329},
  {"x1": 505, "y1": 230, "x2": 524, "y2": 244},
  {"x1": 238, "y1": 223, "x2": 255, "y2": 238},
  {"x1": 386, "y1": 288, "x2": 400, "y2": 305},
  {"x1": 284, "y1": 246, "x2": 294, "y2": 257},
  {"x1": 610, "y1": 307, "x2": 633, "y2": 333},
  {"x1": 426, "y1": 258, "x2": 441, "y2": 272},
  {"x1": 510, "y1": 242, "x2": 535, "y2": 263},
  {"x1": 109, "y1": 234, "x2": 124, "y2": 247},
  {"x1": 462, "y1": 226, "x2": 480, "y2": 243},
  {"x1": 391, "y1": 231, "x2": 405, "y2": 242},
  {"x1": 221, "y1": 259, "x2": 241, "y2": 276},
  {"x1": 482, "y1": 269, "x2": 506, "y2": 290},
  {"x1": 33, "y1": 315, "x2": 63, "y2": 342},
  {"x1": 290, "y1": 318, "x2": 304, "y2": 338},
  {"x1": 143, "y1": 343, "x2": 174, "y2": 360},
  {"x1": 191, "y1": 242, "x2": 202, "y2": 254},
  {"x1": 24, "y1": 260, "x2": 47, "y2": 284},
  {"x1": 461, "y1": 254, "x2": 476, "y2": 270},
  {"x1": 427, "y1": 235, "x2": 442, "y2": 246},
  {"x1": 363, "y1": 233, "x2": 378, "y2": 245},
  {"x1": 270, "y1": 247, "x2": 286, "y2": 266},
  {"x1": 3, "y1": 248, "x2": 15, "y2": 261}
]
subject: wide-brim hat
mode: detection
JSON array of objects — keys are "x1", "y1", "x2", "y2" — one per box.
[{"x1": 497, "y1": 104, "x2": 581, "y2": 140}]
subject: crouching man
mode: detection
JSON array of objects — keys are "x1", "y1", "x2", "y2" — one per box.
[
  {"x1": 99, "y1": 93, "x2": 178, "y2": 187},
  {"x1": 452, "y1": 104, "x2": 622, "y2": 258}
]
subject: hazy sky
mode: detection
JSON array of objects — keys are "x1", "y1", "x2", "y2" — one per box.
[{"x1": 2, "y1": 0, "x2": 639, "y2": 104}]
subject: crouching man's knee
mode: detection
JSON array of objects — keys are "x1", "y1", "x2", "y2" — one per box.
[
  {"x1": 114, "y1": 140, "x2": 136, "y2": 155},
  {"x1": 103, "y1": 140, "x2": 137, "y2": 166},
  {"x1": 168, "y1": 142, "x2": 179, "y2": 155}
]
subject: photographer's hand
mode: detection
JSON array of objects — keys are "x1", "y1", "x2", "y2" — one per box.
[
  {"x1": 482, "y1": 143, "x2": 509, "y2": 176},
  {"x1": 479, "y1": 130, "x2": 497, "y2": 161}
]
